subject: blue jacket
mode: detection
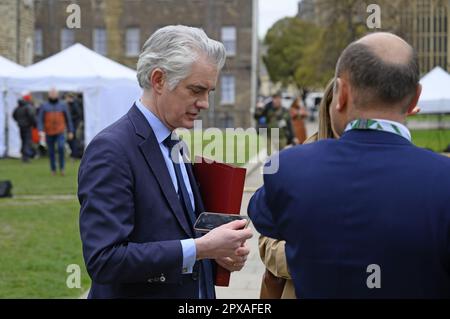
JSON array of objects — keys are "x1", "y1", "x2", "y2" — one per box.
[
  {"x1": 78, "y1": 105, "x2": 215, "y2": 298},
  {"x1": 249, "y1": 129, "x2": 450, "y2": 298}
]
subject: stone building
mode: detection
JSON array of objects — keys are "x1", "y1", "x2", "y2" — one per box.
[
  {"x1": 33, "y1": 0, "x2": 257, "y2": 128},
  {"x1": 0, "y1": 0, "x2": 35, "y2": 65},
  {"x1": 400, "y1": 0, "x2": 450, "y2": 74},
  {"x1": 297, "y1": 0, "x2": 450, "y2": 74}
]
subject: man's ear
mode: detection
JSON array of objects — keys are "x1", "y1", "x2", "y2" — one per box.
[
  {"x1": 335, "y1": 77, "x2": 348, "y2": 112},
  {"x1": 406, "y1": 84, "x2": 422, "y2": 114},
  {"x1": 150, "y1": 68, "x2": 165, "y2": 95}
]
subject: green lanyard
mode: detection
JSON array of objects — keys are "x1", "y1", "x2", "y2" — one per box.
[{"x1": 344, "y1": 119, "x2": 411, "y2": 141}]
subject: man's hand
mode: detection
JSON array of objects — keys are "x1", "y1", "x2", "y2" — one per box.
[
  {"x1": 215, "y1": 243, "x2": 250, "y2": 272},
  {"x1": 39, "y1": 131, "x2": 45, "y2": 143},
  {"x1": 67, "y1": 132, "x2": 74, "y2": 141},
  {"x1": 194, "y1": 219, "x2": 252, "y2": 261}
]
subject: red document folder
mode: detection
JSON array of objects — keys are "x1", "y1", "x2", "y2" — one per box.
[{"x1": 193, "y1": 156, "x2": 247, "y2": 286}]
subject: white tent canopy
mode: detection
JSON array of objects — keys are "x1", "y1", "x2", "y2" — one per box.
[
  {"x1": 418, "y1": 66, "x2": 450, "y2": 114},
  {"x1": 0, "y1": 56, "x2": 25, "y2": 157},
  {"x1": 6, "y1": 43, "x2": 142, "y2": 157}
]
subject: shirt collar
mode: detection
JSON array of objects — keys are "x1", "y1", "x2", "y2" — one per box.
[
  {"x1": 135, "y1": 99, "x2": 171, "y2": 144},
  {"x1": 344, "y1": 118, "x2": 411, "y2": 141}
]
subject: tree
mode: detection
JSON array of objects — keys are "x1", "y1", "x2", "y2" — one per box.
[
  {"x1": 294, "y1": 23, "x2": 351, "y2": 88},
  {"x1": 263, "y1": 17, "x2": 320, "y2": 88},
  {"x1": 263, "y1": 0, "x2": 418, "y2": 90}
]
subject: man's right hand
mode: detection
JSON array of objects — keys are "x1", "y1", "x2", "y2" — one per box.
[{"x1": 194, "y1": 219, "x2": 253, "y2": 260}]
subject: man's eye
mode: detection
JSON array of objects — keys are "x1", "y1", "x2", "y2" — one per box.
[{"x1": 191, "y1": 88, "x2": 201, "y2": 94}]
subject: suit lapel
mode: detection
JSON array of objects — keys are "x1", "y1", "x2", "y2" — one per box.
[{"x1": 128, "y1": 105, "x2": 194, "y2": 238}]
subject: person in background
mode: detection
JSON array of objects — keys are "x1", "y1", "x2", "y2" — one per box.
[
  {"x1": 64, "y1": 93, "x2": 83, "y2": 159},
  {"x1": 13, "y1": 92, "x2": 36, "y2": 162},
  {"x1": 289, "y1": 97, "x2": 309, "y2": 144},
  {"x1": 254, "y1": 96, "x2": 267, "y2": 132},
  {"x1": 265, "y1": 92, "x2": 294, "y2": 152},
  {"x1": 38, "y1": 88, "x2": 74, "y2": 176}
]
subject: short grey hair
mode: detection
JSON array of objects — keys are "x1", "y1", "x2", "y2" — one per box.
[{"x1": 137, "y1": 25, "x2": 226, "y2": 90}]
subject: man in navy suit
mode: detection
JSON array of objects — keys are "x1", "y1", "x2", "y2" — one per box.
[
  {"x1": 248, "y1": 32, "x2": 450, "y2": 298},
  {"x1": 78, "y1": 25, "x2": 252, "y2": 299}
]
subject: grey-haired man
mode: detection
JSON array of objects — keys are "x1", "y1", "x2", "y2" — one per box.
[{"x1": 78, "y1": 25, "x2": 252, "y2": 299}]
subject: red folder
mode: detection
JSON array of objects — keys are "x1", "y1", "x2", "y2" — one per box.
[{"x1": 193, "y1": 156, "x2": 247, "y2": 286}]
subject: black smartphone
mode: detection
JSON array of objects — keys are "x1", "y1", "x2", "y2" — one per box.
[{"x1": 193, "y1": 212, "x2": 250, "y2": 233}]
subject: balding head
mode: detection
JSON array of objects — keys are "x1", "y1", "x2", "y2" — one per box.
[
  {"x1": 48, "y1": 88, "x2": 59, "y2": 100},
  {"x1": 356, "y1": 32, "x2": 413, "y2": 65},
  {"x1": 335, "y1": 32, "x2": 419, "y2": 112}
]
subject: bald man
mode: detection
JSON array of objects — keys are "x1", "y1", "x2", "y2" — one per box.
[{"x1": 248, "y1": 32, "x2": 450, "y2": 298}]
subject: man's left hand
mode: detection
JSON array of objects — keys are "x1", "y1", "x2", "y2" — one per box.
[
  {"x1": 68, "y1": 132, "x2": 74, "y2": 141},
  {"x1": 215, "y1": 243, "x2": 250, "y2": 272}
]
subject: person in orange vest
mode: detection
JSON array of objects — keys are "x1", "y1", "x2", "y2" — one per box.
[{"x1": 38, "y1": 88, "x2": 74, "y2": 176}]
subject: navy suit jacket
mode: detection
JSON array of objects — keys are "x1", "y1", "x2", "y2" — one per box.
[
  {"x1": 78, "y1": 105, "x2": 215, "y2": 299},
  {"x1": 249, "y1": 129, "x2": 450, "y2": 298}
]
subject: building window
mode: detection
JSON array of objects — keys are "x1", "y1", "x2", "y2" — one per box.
[
  {"x1": 125, "y1": 28, "x2": 140, "y2": 57},
  {"x1": 34, "y1": 29, "x2": 43, "y2": 56},
  {"x1": 60, "y1": 28, "x2": 75, "y2": 50},
  {"x1": 220, "y1": 75, "x2": 235, "y2": 105},
  {"x1": 93, "y1": 28, "x2": 107, "y2": 55},
  {"x1": 221, "y1": 26, "x2": 236, "y2": 56}
]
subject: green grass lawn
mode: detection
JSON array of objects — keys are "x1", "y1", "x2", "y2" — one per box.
[
  {"x1": 406, "y1": 114, "x2": 450, "y2": 122},
  {"x1": 0, "y1": 157, "x2": 80, "y2": 195},
  {"x1": 411, "y1": 129, "x2": 450, "y2": 152},
  {"x1": 177, "y1": 129, "x2": 267, "y2": 166},
  {"x1": 0, "y1": 198, "x2": 90, "y2": 298},
  {"x1": 0, "y1": 157, "x2": 88, "y2": 298}
]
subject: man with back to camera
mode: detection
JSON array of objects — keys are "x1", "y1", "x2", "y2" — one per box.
[
  {"x1": 248, "y1": 32, "x2": 450, "y2": 298},
  {"x1": 78, "y1": 25, "x2": 253, "y2": 299}
]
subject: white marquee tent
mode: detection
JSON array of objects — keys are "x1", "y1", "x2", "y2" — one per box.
[
  {"x1": 0, "y1": 56, "x2": 25, "y2": 157},
  {"x1": 418, "y1": 66, "x2": 450, "y2": 114},
  {"x1": 6, "y1": 43, "x2": 142, "y2": 157}
]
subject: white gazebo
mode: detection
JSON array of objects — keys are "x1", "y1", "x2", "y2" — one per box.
[
  {"x1": 0, "y1": 56, "x2": 25, "y2": 157},
  {"x1": 6, "y1": 43, "x2": 142, "y2": 157},
  {"x1": 418, "y1": 66, "x2": 450, "y2": 114}
]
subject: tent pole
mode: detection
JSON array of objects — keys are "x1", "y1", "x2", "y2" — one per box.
[{"x1": 3, "y1": 90, "x2": 8, "y2": 158}]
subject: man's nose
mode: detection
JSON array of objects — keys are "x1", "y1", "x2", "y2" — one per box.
[{"x1": 196, "y1": 95, "x2": 209, "y2": 109}]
